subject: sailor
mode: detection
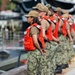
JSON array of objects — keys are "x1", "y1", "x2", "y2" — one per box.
[
  {"x1": 59, "y1": 13, "x2": 73, "y2": 69},
  {"x1": 46, "y1": 4, "x2": 54, "y2": 16},
  {"x1": 51, "y1": 7, "x2": 63, "y2": 74},
  {"x1": 24, "y1": 10, "x2": 46, "y2": 75},
  {"x1": 63, "y1": 13, "x2": 75, "y2": 64},
  {"x1": 33, "y1": 3, "x2": 60, "y2": 75}
]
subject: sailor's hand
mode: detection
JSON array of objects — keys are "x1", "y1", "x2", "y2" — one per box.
[
  {"x1": 40, "y1": 49, "x2": 46, "y2": 55},
  {"x1": 57, "y1": 39, "x2": 61, "y2": 44},
  {"x1": 40, "y1": 49, "x2": 44, "y2": 55},
  {"x1": 42, "y1": 49, "x2": 46, "y2": 54},
  {"x1": 70, "y1": 38, "x2": 73, "y2": 44}
]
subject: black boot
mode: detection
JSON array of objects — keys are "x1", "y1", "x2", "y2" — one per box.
[
  {"x1": 65, "y1": 64, "x2": 69, "y2": 68},
  {"x1": 61, "y1": 64, "x2": 69, "y2": 69},
  {"x1": 55, "y1": 65, "x2": 62, "y2": 74},
  {"x1": 54, "y1": 72, "x2": 56, "y2": 75}
]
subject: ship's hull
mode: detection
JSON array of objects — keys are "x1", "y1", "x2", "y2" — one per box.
[{"x1": 46, "y1": 0, "x2": 75, "y2": 14}]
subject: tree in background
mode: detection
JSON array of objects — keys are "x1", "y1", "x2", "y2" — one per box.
[
  {"x1": 0, "y1": 0, "x2": 16, "y2": 11},
  {"x1": 0, "y1": 0, "x2": 2, "y2": 11},
  {"x1": 0, "y1": 0, "x2": 8, "y2": 11},
  {"x1": 6, "y1": 0, "x2": 16, "y2": 10}
]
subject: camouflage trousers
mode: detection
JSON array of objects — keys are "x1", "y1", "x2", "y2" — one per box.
[
  {"x1": 40, "y1": 42, "x2": 55, "y2": 75},
  {"x1": 61, "y1": 36, "x2": 72, "y2": 64},
  {"x1": 55, "y1": 35, "x2": 69, "y2": 65},
  {"x1": 61, "y1": 36, "x2": 69, "y2": 64},
  {"x1": 54, "y1": 44, "x2": 63, "y2": 65},
  {"x1": 49, "y1": 41, "x2": 59, "y2": 70},
  {"x1": 67, "y1": 38, "x2": 74, "y2": 61},
  {"x1": 27, "y1": 49, "x2": 41, "y2": 75},
  {"x1": 27, "y1": 42, "x2": 55, "y2": 75}
]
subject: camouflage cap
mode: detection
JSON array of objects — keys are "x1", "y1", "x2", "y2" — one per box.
[
  {"x1": 62, "y1": 10, "x2": 69, "y2": 14},
  {"x1": 43, "y1": 6, "x2": 49, "y2": 13},
  {"x1": 33, "y1": 3, "x2": 49, "y2": 13},
  {"x1": 55, "y1": 7, "x2": 62, "y2": 12},
  {"x1": 68, "y1": 14, "x2": 72, "y2": 18},
  {"x1": 46, "y1": 4, "x2": 52, "y2": 8},
  {"x1": 33, "y1": 3, "x2": 44, "y2": 11},
  {"x1": 48, "y1": 11, "x2": 51, "y2": 16},
  {"x1": 62, "y1": 14, "x2": 69, "y2": 19},
  {"x1": 25, "y1": 10, "x2": 38, "y2": 17}
]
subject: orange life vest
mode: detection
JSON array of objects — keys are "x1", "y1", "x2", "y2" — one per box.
[
  {"x1": 42, "y1": 16, "x2": 53, "y2": 41},
  {"x1": 46, "y1": 24, "x2": 53, "y2": 41},
  {"x1": 49, "y1": 16, "x2": 59, "y2": 38},
  {"x1": 50, "y1": 16, "x2": 55, "y2": 21},
  {"x1": 42, "y1": 16, "x2": 49, "y2": 20},
  {"x1": 54, "y1": 13, "x2": 58, "y2": 16},
  {"x1": 53, "y1": 20, "x2": 60, "y2": 38},
  {"x1": 73, "y1": 23, "x2": 75, "y2": 31},
  {"x1": 23, "y1": 23, "x2": 45, "y2": 51}
]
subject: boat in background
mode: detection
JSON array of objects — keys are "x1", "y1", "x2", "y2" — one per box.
[{"x1": 45, "y1": 0, "x2": 75, "y2": 14}]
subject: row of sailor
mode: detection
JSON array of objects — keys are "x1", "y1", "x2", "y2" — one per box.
[{"x1": 23, "y1": 3, "x2": 75, "y2": 75}]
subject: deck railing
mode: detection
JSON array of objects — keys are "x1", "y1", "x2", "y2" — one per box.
[{"x1": 0, "y1": 31, "x2": 24, "y2": 50}]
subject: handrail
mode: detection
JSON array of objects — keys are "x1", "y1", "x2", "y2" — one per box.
[{"x1": 0, "y1": 70, "x2": 6, "y2": 74}]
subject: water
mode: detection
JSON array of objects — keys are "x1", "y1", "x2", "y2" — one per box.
[{"x1": 0, "y1": 50, "x2": 21, "y2": 61}]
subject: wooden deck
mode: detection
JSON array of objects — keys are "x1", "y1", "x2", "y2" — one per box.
[
  {"x1": 0, "y1": 65, "x2": 27, "y2": 75},
  {"x1": 57, "y1": 58, "x2": 75, "y2": 75},
  {"x1": 0, "y1": 58, "x2": 75, "y2": 75},
  {"x1": 1, "y1": 61, "x2": 75, "y2": 75}
]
